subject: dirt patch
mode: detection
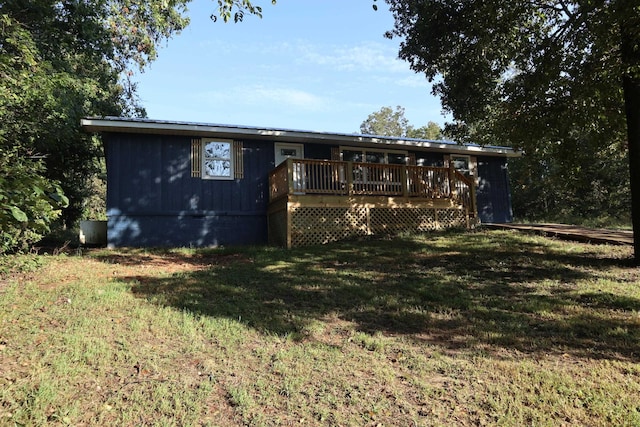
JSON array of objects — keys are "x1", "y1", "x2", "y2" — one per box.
[
  {"x1": 92, "y1": 251, "x2": 251, "y2": 273},
  {"x1": 1, "y1": 246, "x2": 249, "y2": 294},
  {"x1": 21, "y1": 250, "x2": 254, "y2": 290}
]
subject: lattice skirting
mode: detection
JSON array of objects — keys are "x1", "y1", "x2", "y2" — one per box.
[{"x1": 270, "y1": 205, "x2": 467, "y2": 247}]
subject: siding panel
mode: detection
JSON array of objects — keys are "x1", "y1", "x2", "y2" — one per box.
[
  {"x1": 105, "y1": 134, "x2": 271, "y2": 247},
  {"x1": 104, "y1": 132, "x2": 514, "y2": 246},
  {"x1": 476, "y1": 156, "x2": 513, "y2": 223}
]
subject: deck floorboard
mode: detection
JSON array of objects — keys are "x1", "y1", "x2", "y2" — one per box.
[{"x1": 484, "y1": 223, "x2": 633, "y2": 246}]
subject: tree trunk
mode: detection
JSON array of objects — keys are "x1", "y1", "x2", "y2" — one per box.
[
  {"x1": 621, "y1": 16, "x2": 640, "y2": 264},
  {"x1": 623, "y1": 76, "x2": 640, "y2": 264}
]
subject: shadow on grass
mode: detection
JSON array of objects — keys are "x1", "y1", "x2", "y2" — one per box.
[{"x1": 94, "y1": 231, "x2": 640, "y2": 361}]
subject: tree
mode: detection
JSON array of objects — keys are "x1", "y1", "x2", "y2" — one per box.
[
  {"x1": 408, "y1": 121, "x2": 443, "y2": 140},
  {"x1": 0, "y1": 0, "x2": 190, "y2": 236},
  {"x1": 213, "y1": 0, "x2": 276, "y2": 23},
  {"x1": 382, "y1": 0, "x2": 640, "y2": 261},
  {"x1": 360, "y1": 105, "x2": 410, "y2": 136},
  {"x1": 0, "y1": 147, "x2": 69, "y2": 254},
  {"x1": 0, "y1": 12, "x2": 76, "y2": 252},
  {"x1": 0, "y1": 0, "x2": 270, "y2": 252},
  {"x1": 360, "y1": 106, "x2": 443, "y2": 139},
  {"x1": 508, "y1": 135, "x2": 630, "y2": 224},
  {"x1": 0, "y1": 13, "x2": 70, "y2": 252}
]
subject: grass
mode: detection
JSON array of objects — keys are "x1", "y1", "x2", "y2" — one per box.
[{"x1": 1, "y1": 230, "x2": 640, "y2": 426}]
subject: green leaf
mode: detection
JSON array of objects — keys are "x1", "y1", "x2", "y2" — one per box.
[
  {"x1": 49, "y1": 189, "x2": 69, "y2": 208},
  {"x1": 32, "y1": 185, "x2": 45, "y2": 196},
  {"x1": 9, "y1": 206, "x2": 28, "y2": 223}
]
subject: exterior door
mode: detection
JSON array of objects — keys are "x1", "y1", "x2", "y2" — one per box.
[
  {"x1": 274, "y1": 143, "x2": 305, "y2": 193},
  {"x1": 274, "y1": 143, "x2": 304, "y2": 165}
]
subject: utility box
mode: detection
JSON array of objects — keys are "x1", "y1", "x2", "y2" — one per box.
[{"x1": 79, "y1": 220, "x2": 107, "y2": 246}]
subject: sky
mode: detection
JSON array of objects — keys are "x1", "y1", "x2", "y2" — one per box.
[{"x1": 133, "y1": 0, "x2": 449, "y2": 134}]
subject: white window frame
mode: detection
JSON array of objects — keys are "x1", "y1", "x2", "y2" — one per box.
[
  {"x1": 450, "y1": 155, "x2": 472, "y2": 177},
  {"x1": 202, "y1": 138, "x2": 234, "y2": 180}
]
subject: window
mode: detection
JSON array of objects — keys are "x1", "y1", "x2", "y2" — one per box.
[
  {"x1": 342, "y1": 149, "x2": 363, "y2": 162},
  {"x1": 191, "y1": 138, "x2": 243, "y2": 179},
  {"x1": 203, "y1": 139, "x2": 233, "y2": 179},
  {"x1": 339, "y1": 147, "x2": 409, "y2": 190},
  {"x1": 388, "y1": 153, "x2": 407, "y2": 165},
  {"x1": 339, "y1": 147, "x2": 408, "y2": 164},
  {"x1": 450, "y1": 155, "x2": 472, "y2": 177}
]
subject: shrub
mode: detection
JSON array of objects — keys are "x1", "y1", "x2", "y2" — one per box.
[{"x1": 0, "y1": 147, "x2": 68, "y2": 253}]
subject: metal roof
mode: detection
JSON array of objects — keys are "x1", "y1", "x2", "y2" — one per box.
[{"x1": 81, "y1": 116, "x2": 519, "y2": 157}]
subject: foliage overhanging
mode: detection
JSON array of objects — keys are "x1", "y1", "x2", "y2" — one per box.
[
  {"x1": 0, "y1": 0, "x2": 271, "y2": 252},
  {"x1": 382, "y1": 0, "x2": 639, "y2": 231}
]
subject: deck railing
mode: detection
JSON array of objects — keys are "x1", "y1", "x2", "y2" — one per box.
[{"x1": 269, "y1": 159, "x2": 476, "y2": 215}]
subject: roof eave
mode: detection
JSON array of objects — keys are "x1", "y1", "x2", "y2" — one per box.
[{"x1": 81, "y1": 117, "x2": 520, "y2": 157}]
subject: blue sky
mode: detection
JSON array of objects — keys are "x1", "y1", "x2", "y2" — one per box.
[{"x1": 134, "y1": 0, "x2": 448, "y2": 134}]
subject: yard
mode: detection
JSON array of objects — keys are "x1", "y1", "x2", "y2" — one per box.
[{"x1": 1, "y1": 230, "x2": 639, "y2": 426}]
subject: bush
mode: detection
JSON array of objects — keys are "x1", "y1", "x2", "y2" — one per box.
[{"x1": 0, "y1": 147, "x2": 68, "y2": 254}]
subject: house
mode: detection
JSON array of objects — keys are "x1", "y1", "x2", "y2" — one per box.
[{"x1": 81, "y1": 117, "x2": 518, "y2": 248}]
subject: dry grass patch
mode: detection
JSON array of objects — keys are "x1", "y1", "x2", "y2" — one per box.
[{"x1": 1, "y1": 231, "x2": 640, "y2": 426}]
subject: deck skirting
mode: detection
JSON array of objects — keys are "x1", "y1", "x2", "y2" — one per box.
[{"x1": 268, "y1": 195, "x2": 469, "y2": 248}]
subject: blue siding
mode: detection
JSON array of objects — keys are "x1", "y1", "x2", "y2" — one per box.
[
  {"x1": 105, "y1": 132, "x2": 514, "y2": 246},
  {"x1": 105, "y1": 133, "x2": 272, "y2": 247},
  {"x1": 476, "y1": 156, "x2": 513, "y2": 223}
]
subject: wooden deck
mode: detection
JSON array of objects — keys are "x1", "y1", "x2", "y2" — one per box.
[
  {"x1": 268, "y1": 159, "x2": 476, "y2": 247},
  {"x1": 484, "y1": 223, "x2": 633, "y2": 245}
]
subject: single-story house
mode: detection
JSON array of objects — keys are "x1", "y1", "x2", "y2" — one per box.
[{"x1": 81, "y1": 117, "x2": 518, "y2": 248}]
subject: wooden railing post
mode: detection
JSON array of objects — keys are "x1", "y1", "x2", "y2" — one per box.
[
  {"x1": 346, "y1": 161, "x2": 354, "y2": 195},
  {"x1": 401, "y1": 165, "x2": 409, "y2": 197},
  {"x1": 448, "y1": 162, "x2": 457, "y2": 199},
  {"x1": 268, "y1": 169, "x2": 275, "y2": 202},
  {"x1": 286, "y1": 158, "x2": 294, "y2": 195},
  {"x1": 470, "y1": 177, "x2": 477, "y2": 219}
]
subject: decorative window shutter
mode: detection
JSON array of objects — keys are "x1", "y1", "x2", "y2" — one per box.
[
  {"x1": 331, "y1": 147, "x2": 340, "y2": 161},
  {"x1": 191, "y1": 138, "x2": 202, "y2": 177},
  {"x1": 234, "y1": 141, "x2": 244, "y2": 179}
]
